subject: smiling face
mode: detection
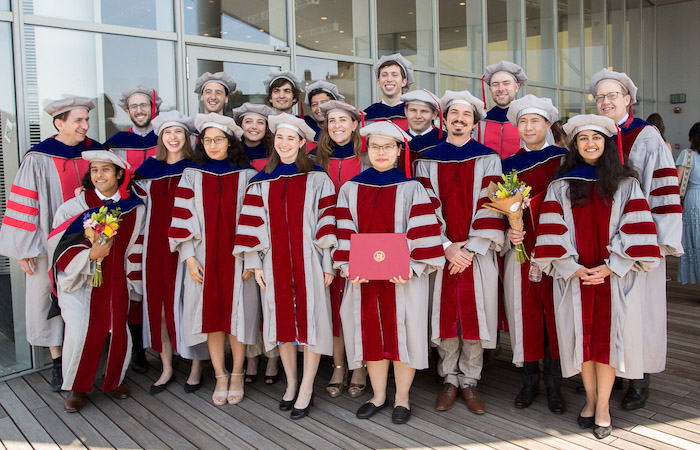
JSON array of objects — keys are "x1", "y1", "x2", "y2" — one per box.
[
  {"x1": 489, "y1": 72, "x2": 520, "y2": 107},
  {"x1": 201, "y1": 127, "x2": 229, "y2": 160},
  {"x1": 161, "y1": 125, "x2": 186, "y2": 155},
  {"x1": 595, "y1": 80, "x2": 631, "y2": 123},
  {"x1": 367, "y1": 136, "x2": 399, "y2": 171},
  {"x1": 309, "y1": 92, "x2": 332, "y2": 122},
  {"x1": 241, "y1": 114, "x2": 267, "y2": 147},
  {"x1": 575, "y1": 129, "x2": 606, "y2": 165},
  {"x1": 55, "y1": 108, "x2": 90, "y2": 146},
  {"x1": 90, "y1": 161, "x2": 122, "y2": 197},
  {"x1": 269, "y1": 81, "x2": 296, "y2": 113},
  {"x1": 517, "y1": 113, "x2": 550, "y2": 150},
  {"x1": 274, "y1": 127, "x2": 305, "y2": 164},
  {"x1": 445, "y1": 103, "x2": 476, "y2": 138},
  {"x1": 126, "y1": 93, "x2": 153, "y2": 129},
  {"x1": 200, "y1": 81, "x2": 228, "y2": 114},
  {"x1": 377, "y1": 63, "x2": 407, "y2": 98},
  {"x1": 326, "y1": 111, "x2": 357, "y2": 146},
  {"x1": 405, "y1": 103, "x2": 438, "y2": 134}
]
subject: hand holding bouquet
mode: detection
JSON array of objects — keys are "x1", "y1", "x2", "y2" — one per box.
[
  {"x1": 83, "y1": 206, "x2": 122, "y2": 286},
  {"x1": 482, "y1": 170, "x2": 532, "y2": 264}
]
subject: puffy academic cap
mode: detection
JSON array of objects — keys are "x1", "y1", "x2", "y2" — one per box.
[
  {"x1": 232, "y1": 103, "x2": 275, "y2": 123},
  {"x1": 193, "y1": 72, "x2": 237, "y2": 95},
  {"x1": 563, "y1": 114, "x2": 617, "y2": 137},
  {"x1": 376, "y1": 53, "x2": 414, "y2": 93},
  {"x1": 400, "y1": 89, "x2": 440, "y2": 110},
  {"x1": 318, "y1": 101, "x2": 363, "y2": 122},
  {"x1": 439, "y1": 90, "x2": 487, "y2": 121},
  {"x1": 118, "y1": 86, "x2": 162, "y2": 112},
  {"x1": 588, "y1": 68, "x2": 638, "y2": 104},
  {"x1": 195, "y1": 113, "x2": 243, "y2": 139},
  {"x1": 359, "y1": 121, "x2": 412, "y2": 143},
  {"x1": 263, "y1": 71, "x2": 303, "y2": 93},
  {"x1": 506, "y1": 94, "x2": 559, "y2": 126},
  {"x1": 44, "y1": 97, "x2": 95, "y2": 117},
  {"x1": 267, "y1": 113, "x2": 316, "y2": 141},
  {"x1": 483, "y1": 61, "x2": 528, "y2": 85},
  {"x1": 151, "y1": 110, "x2": 196, "y2": 136},
  {"x1": 304, "y1": 80, "x2": 345, "y2": 105},
  {"x1": 82, "y1": 150, "x2": 131, "y2": 198}
]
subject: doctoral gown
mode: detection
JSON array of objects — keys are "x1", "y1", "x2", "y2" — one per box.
[
  {"x1": 105, "y1": 129, "x2": 158, "y2": 176},
  {"x1": 478, "y1": 106, "x2": 520, "y2": 159}
]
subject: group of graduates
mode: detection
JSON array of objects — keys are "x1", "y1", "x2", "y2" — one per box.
[{"x1": 0, "y1": 52, "x2": 682, "y2": 439}]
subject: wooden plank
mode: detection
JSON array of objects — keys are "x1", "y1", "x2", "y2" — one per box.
[
  {"x1": 0, "y1": 416, "x2": 32, "y2": 450},
  {"x1": 631, "y1": 425, "x2": 700, "y2": 449},
  {"x1": 0, "y1": 382, "x2": 59, "y2": 449}
]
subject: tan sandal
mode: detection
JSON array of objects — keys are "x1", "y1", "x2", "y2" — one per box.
[
  {"x1": 348, "y1": 364, "x2": 367, "y2": 398},
  {"x1": 228, "y1": 373, "x2": 245, "y2": 405},
  {"x1": 326, "y1": 364, "x2": 348, "y2": 398},
  {"x1": 212, "y1": 372, "x2": 229, "y2": 406}
]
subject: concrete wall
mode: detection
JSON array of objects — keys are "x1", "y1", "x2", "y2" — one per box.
[{"x1": 656, "y1": 0, "x2": 700, "y2": 157}]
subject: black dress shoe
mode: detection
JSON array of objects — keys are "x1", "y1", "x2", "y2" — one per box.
[
  {"x1": 356, "y1": 401, "x2": 387, "y2": 419},
  {"x1": 130, "y1": 352, "x2": 149, "y2": 374},
  {"x1": 546, "y1": 387, "x2": 566, "y2": 414},
  {"x1": 149, "y1": 376, "x2": 174, "y2": 395},
  {"x1": 593, "y1": 423, "x2": 612, "y2": 439},
  {"x1": 577, "y1": 413, "x2": 595, "y2": 429},
  {"x1": 184, "y1": 382, "x2": 201, "y2": 393},
  {"x1": 514, "y1": 385, "x2": 539, "y2": 409},
  {"x1": 244, "y1": 374, "x2": 258, "y2": 384},
  {"x1": 51, "y1": 356, "x2": 63, "y2": 392},
  {"x1": 621, "y1": 386, "x2": 649, "y2": 410},
  {"x1": 392, "y1": 406, "x2": 411, "y2": 424},
  {"x1": 279, "y1": 394, "x2": 297, "y2": 411},
  {"x1": 290, "y1": 395, "x2": 314, "y2": 420}
]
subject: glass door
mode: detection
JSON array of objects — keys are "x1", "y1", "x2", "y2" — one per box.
[{"x1": 186, "y1": 46, "x2": 290, "y2": 117}]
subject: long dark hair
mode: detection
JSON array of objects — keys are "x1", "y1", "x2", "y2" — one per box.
[
  {"x1": 646, "y1": 113, "x2": 666, "y2": 141},
  {"x1": 314, "y1": 126, "x2": 362, "y2": 170},
  {"x1": 555, "y1": 131, "x2": 638, "y2": 206},
  {"x1": 193, "y1": 129, "x2": 250, "y2": 168},
  {"x1": 156, "y1": 129, "x2": 194, "y2": 162},
  {"x1": 689, "y1": 122, "x2": 700, "y2": 153},
  {"x1": 264, "y1": 139, "x2": 314, "y2": 174},
  {"x1": 81, "y1": 162, "x2": 127, "y2": 191}
]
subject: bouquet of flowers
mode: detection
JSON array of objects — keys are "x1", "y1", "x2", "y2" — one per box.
[
  {"x1": 83, "y1": 206, "x2": 122, "y2": 287},
  {"x1": 482, "y1": 170, "x2": 532, "y2": 264}
]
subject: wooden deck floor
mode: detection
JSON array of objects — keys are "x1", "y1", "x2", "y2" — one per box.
[{"x1": 2, "y1": 257, "x2": 700, "y2": 449}]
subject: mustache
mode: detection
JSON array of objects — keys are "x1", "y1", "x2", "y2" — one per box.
[{"x1": 450, "y1": 120, "x2": 468, "y2": 127}]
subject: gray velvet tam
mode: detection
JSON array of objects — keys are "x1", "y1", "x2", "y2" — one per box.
[
  {"x1": 195, "y1": 113, "x2": 243, "y2": 139},
  {"x1": 439, "y1": 90, "x2": 487, "y2": 121},
  {"x1": 483, "y1": 61, "x2": 528, "y2": 85},
  {"x1": 263, "y1": 71, "x2": 303, "y2": 93},
  {"x1": 588, "y1": 68, "x2": 638, "y2": 104},
  {"x1": 563, "y1": 114, "x2": 618, "y2": 138},
  {"x1": 152, "y1": 110, "x2": 195, "y2": 136},
  {"x1": 375, "y1": 53, "x2": 415, "y2": 93},
  {"x1": 400, "y1": 89, "x2": 440, "y2": 111},
  {"x1": 360, "y1": 121, "x2": 412, "y2": 143},
  {"x1": 318, "y1": 100, "x2": 363, "y2": 122},
  {"x1": 44, "y1": 97, "x2": 95, "y2": 117},
  {"x1": 82, "y1": 150, "x2": 130, "y2": 170},
  {"x1": 304, "y1": 80, "x2": 345, "y2": 105},
  {"x1": 267, "y1": 113, "x2": 316, "y2": 141},
  {"x1": 506, "y1": 94, "x2": 559, "y2": 126},
  {"x1": 193, "y1": 72, "x2": 237, "y2": 95},
  {"x1": 232, "y1": 103, "x2": 276, "y2": 123},
  {"x1": 118, "y1": 86, "x2": 163, "y2": 112}
]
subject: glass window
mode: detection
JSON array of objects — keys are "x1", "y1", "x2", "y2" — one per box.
[
  {"x1": 559, "y1": 90, "x2": 583, "y2": 121},
  {"x1": 24, "y1": 0, "x2": 174, "y2": 32},
  {"x1": 584, "y1": 0, "x2": 606, "y2": 82},
  {"x1": 438, "y1": 0, "x2": 483, "y2": 74},
  {"x1": 184, "y1": 0, "x2": 286, "y2": 46},
  {"x1": 296, "y1": 56, "x2": 371, "y2": 110},
  {"x1": 439, "y1": 75, "x2": 480, "y2": 96},
  {"x1": 525, "y1": 85, "x2": 557, "y2": 104},
  {"x1": 626, "y1": 0, "x2": 642, "y2": 86},
  {"x1": 487, "y1": 0, "x2": 522, "y2": 66},
  {"x1": 0, "y1": 1, "x2": 8, "y2": 10},
  {"x1": 642, "y1": 1, "x2": 654, "y2": 100},
  {"x1": 558, "y1": 0, "x2": 582, "y2": 88},
  {"x1": 413, "y1": 71, "x2": 436, "y2": 93},
  {"x1": 377, "y1": 0, "x2": 434, "y2": 67},
  {"x1": 606, "y1": 0, "x2": 624, "y2": 72},
  {"x1": 525, "y1": 0, "x2": 555, "y2": 85},
  {"x1": 24, "y1": 26, "x2": 176, "y2": 143},
  {"x1": 294, "y1": 0, "x2": 369, "y2": 58}
]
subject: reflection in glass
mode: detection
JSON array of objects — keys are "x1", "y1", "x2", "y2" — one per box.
[
  {"x1": 584, "y1": 0, "x2": 605, "y2": 81},
  {"x1": 487, "y1": 0, "x2": 522, "y2": 66},
  {"x1": 607, "y1": 0, "x2": 624, "y2": 72},
  {"x1": 642, "y1": 1, "x2": 654, "y2": 100},
  {"x1": 184, "y1": 0, "x2": 286, "y2": 46},
  {"x1": 414, "y1": 71, "x2": 435, "y2": 93},
  {"x1": 439, "y1": 75, "x2": 479, "y2": 96},
  {"x1": 558, "y1": 0, "x2": 582, "y2": 88},
  {"x1": 294, "y1": 0, "x2": 369, "y2": 57},
  {"x1": 525, "y1": 85, "x2": 557, "y2": 104},
  {"x1": 439, "y1": 0, "x2": 482, "y2": 74},
  {"x1": 526, "y1": 0, "x2": 555, "y2": 85},
  {"x1": 626, "y1": 0, "x2": 642, "y2": 86},
  {"x1": 377, "y1": 0, "x2": 433, "y2": 66},
  {"x1": 25, "y1": 0, "x2": 174, "y2": 32},
  {"x1": 296, "y1": 56, "x2": 371, "y2": 110},
  {"x1": 559, "y1": 90, "x2": 583, "y2": 122},
  {"x1": 24, "y1": 26, "x2": 176, "y2": 142}
]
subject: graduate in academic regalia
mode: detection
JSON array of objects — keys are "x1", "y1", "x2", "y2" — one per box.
[
  {"x1": 168, "y1": 113, "x2": 259, "y2": 407},
  {"x1": 414, "y1": 90, "x2": 505, "y2": 416},
  {"x1": 589, "y1": 69, "x2": 683, "y2": 411},
  {"x1": 0, "y1": 97, "x2": 101, "y2": 391},
  {"x1": 479, "y1": 61, "x2": 527, "y2": 159},
  {"x1": 193, "y1": 72, "x2": 237, "y2": 116},
  {"x1": 399, "y1": 89, "x2": 445, "y2": 170},
  {"x1": 232, "y1": 103, "x2": 275, "y2": 172},
  {"x1": 132, "y1": 111, "x2": 209, "y2": 396},
  {"x1": 303, "y1": 80, "x2": 345, "y2": 150},
  {"x1": 311, "y1": 100, "x2": 369, "y2": 399},
  {"x1": 335, "y1": 122, "x2": 445, "y2": 425},
  {"x1": 263, "y1": 71, "x2": 303, "y2": 115},
  {"x1": 364, "y1": 53, "x2": 414, "y2": 130},
  {"x1": 48, "y1": 150, "x2": 145, "y2": 413},
  {"x1": 532, "y1": 114, "x2": 661, "y2": 439},
  {"x1": 500, "y1": 95, "x2": 567, "y2": 414},
  {"x1": 234, "y1": 113, "x2": 337, "y2": 420}
]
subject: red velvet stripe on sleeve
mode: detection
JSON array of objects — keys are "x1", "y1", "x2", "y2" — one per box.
[
  {"x1": 409, "y1": 203, "x2": 435, "y2": 218},
  {"x1": 318, "y1": 195, "x2": 336, "y2": 210},
  {"x1": 174, "y1": 186, "x2": 194, "y2": 199},
  {"x1": 6, "y1": 200, "x2": 39, "y2": 216},
  {"x1": 534, "y1": 245, "x2": 567, "y2": 258},
  {"x1": 620, "y1": 222, "x2": 658, "y2": 235},
  {"x1": 653, "y1": 168, "x2": 679, "y2": 179},
  {"x1": 168, "y1": 227, "x2": 191, "y2": 239},
  {"x1": 1, "y1": 216, "x2": 36, "y2": 231},
  {"x1": 623, "y1": 199, "x2": 651, "y2": 214},
  {"x1": 651, "y1": 204, "x2": 683, "y2": 215},
  {"x1": 537, "y1": 223, "x2": 568, "y2": 236},
  {"x1": 56, "y1": 245, "x2": 89, "y2": 272},
  {"x1": 171, "y1": 207, "x2": 193, "y2": 220},
  {"x1": 234, "y1": 234, "x2": 261, "y2": 248},
  {"x1": 540, "y1": 201, "x2": 564, "y2": 215},
  {"x1": 650, "y1": 185, "x2": 680, "y2": 197},
  {"x1": 406, "y1": 224, "x2": 441, "y2": 240},
  {"x1": 315, "y1": 224, "x2": 336, "y2": 240},
  {"x1": 242, "y1": 194, "x2": 264, "y2": 207},
  {"x1": 10, "y1": 185, "x2": 39, "y2": 200},
  {"x1": 335, "y1": 207, "x2": 353, "y2": 221},
  {"x1": 410, "y1": 245, "x2": 445, "y2": 261},
  {"x1": 481, "y1": 176, "x2": 501, "y2": 189},
  {"x1": 135, "y1": 235, "x2": 144, "y2": 245},
  {"x1": 334, "y1": 249, "x2": 350, "y2": 262},
  {"x1": 472, "y1": 217, "x2": 506, "y2": 231},
  {"x1": 625, "y1": 245, "x2": 661, "y2": 258},
  {"x1": 238, "y1": 214, "x2": 265, "y2": 227}
]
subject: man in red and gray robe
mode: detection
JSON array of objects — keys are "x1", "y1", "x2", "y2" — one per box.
[{"x1": 364, "y1": 53, "x2": 414, "y2": 131}]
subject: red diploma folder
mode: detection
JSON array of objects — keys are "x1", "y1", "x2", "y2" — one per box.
[{"x1": 348, "y1": 233, "x2": 410, "y2": 281}]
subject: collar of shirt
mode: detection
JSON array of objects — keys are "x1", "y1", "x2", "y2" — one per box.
[
  {"x1": 524, "y1": 142, "x2": 548, "y2": 152},
  {"x1": 130, "y1": 126, "x2": 153, "y2": 137},
  {"x1": 409, "y1": 126, "x2": 435, "y2": 137},
  {"x1": 95, "y1": 189, "x2": 121, "y2": 202},
  {"x1": 617, "y1": 113, "x2": 629, "y2": 127},
  {"x1": 446, "y1": 137, "x2": 472, "y2": 147}
]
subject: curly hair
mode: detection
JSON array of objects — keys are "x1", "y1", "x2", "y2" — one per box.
[
  {"x1": 193, "y1": 130, "x2": 250, "y2": 168},
  {"x1": 80, "y1": 162, "x2": 127, "y2": 191}
]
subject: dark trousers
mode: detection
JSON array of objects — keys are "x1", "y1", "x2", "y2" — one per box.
[
  {"x1": 629, "y1": 373, "x2": 650, "y2": 389},
  {"x1": 522, "y1": 320, "x2": 562, "y2": 389}
]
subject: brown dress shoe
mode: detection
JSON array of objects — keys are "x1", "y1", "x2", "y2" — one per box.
[
  {"x1": 64, "y1": 390, "x2": 87, "y2": 413},
  {"x1": 435, "y1": 383, "x2": 459, "y2": 411},
  {"x1": 461, "y1": 385, "x2": 486, "y2": 414},
  {"x1": 111, "y1": 382, "x2": 131, "y2": 399}
]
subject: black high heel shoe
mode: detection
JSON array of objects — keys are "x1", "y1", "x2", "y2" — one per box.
[
  {"x1": 593, "y1": 423, "x2": 612, "y2": 439},
  {"x1": 290, "y1": 394, "x2": 314, "y2": 420},
  {"x1": 279, "y1": 394, "x2": 297, "y2": 411},
  {"x1": 577, "y1": 411, "x2": 595, "y2": 429}
]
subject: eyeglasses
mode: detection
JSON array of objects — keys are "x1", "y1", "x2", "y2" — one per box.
[
  {"x1": 202, "y1": 136, "x2": 227, "y2": 146},
  {"x1": 594, "y1": 92, "x2": 623, "y2": 103},
  {"x1": 367, "y1": 144, "x2": 398, "y2": 153},
  {"x1": 128, "y1": 103, "x2": 150, "y2": 111}
]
